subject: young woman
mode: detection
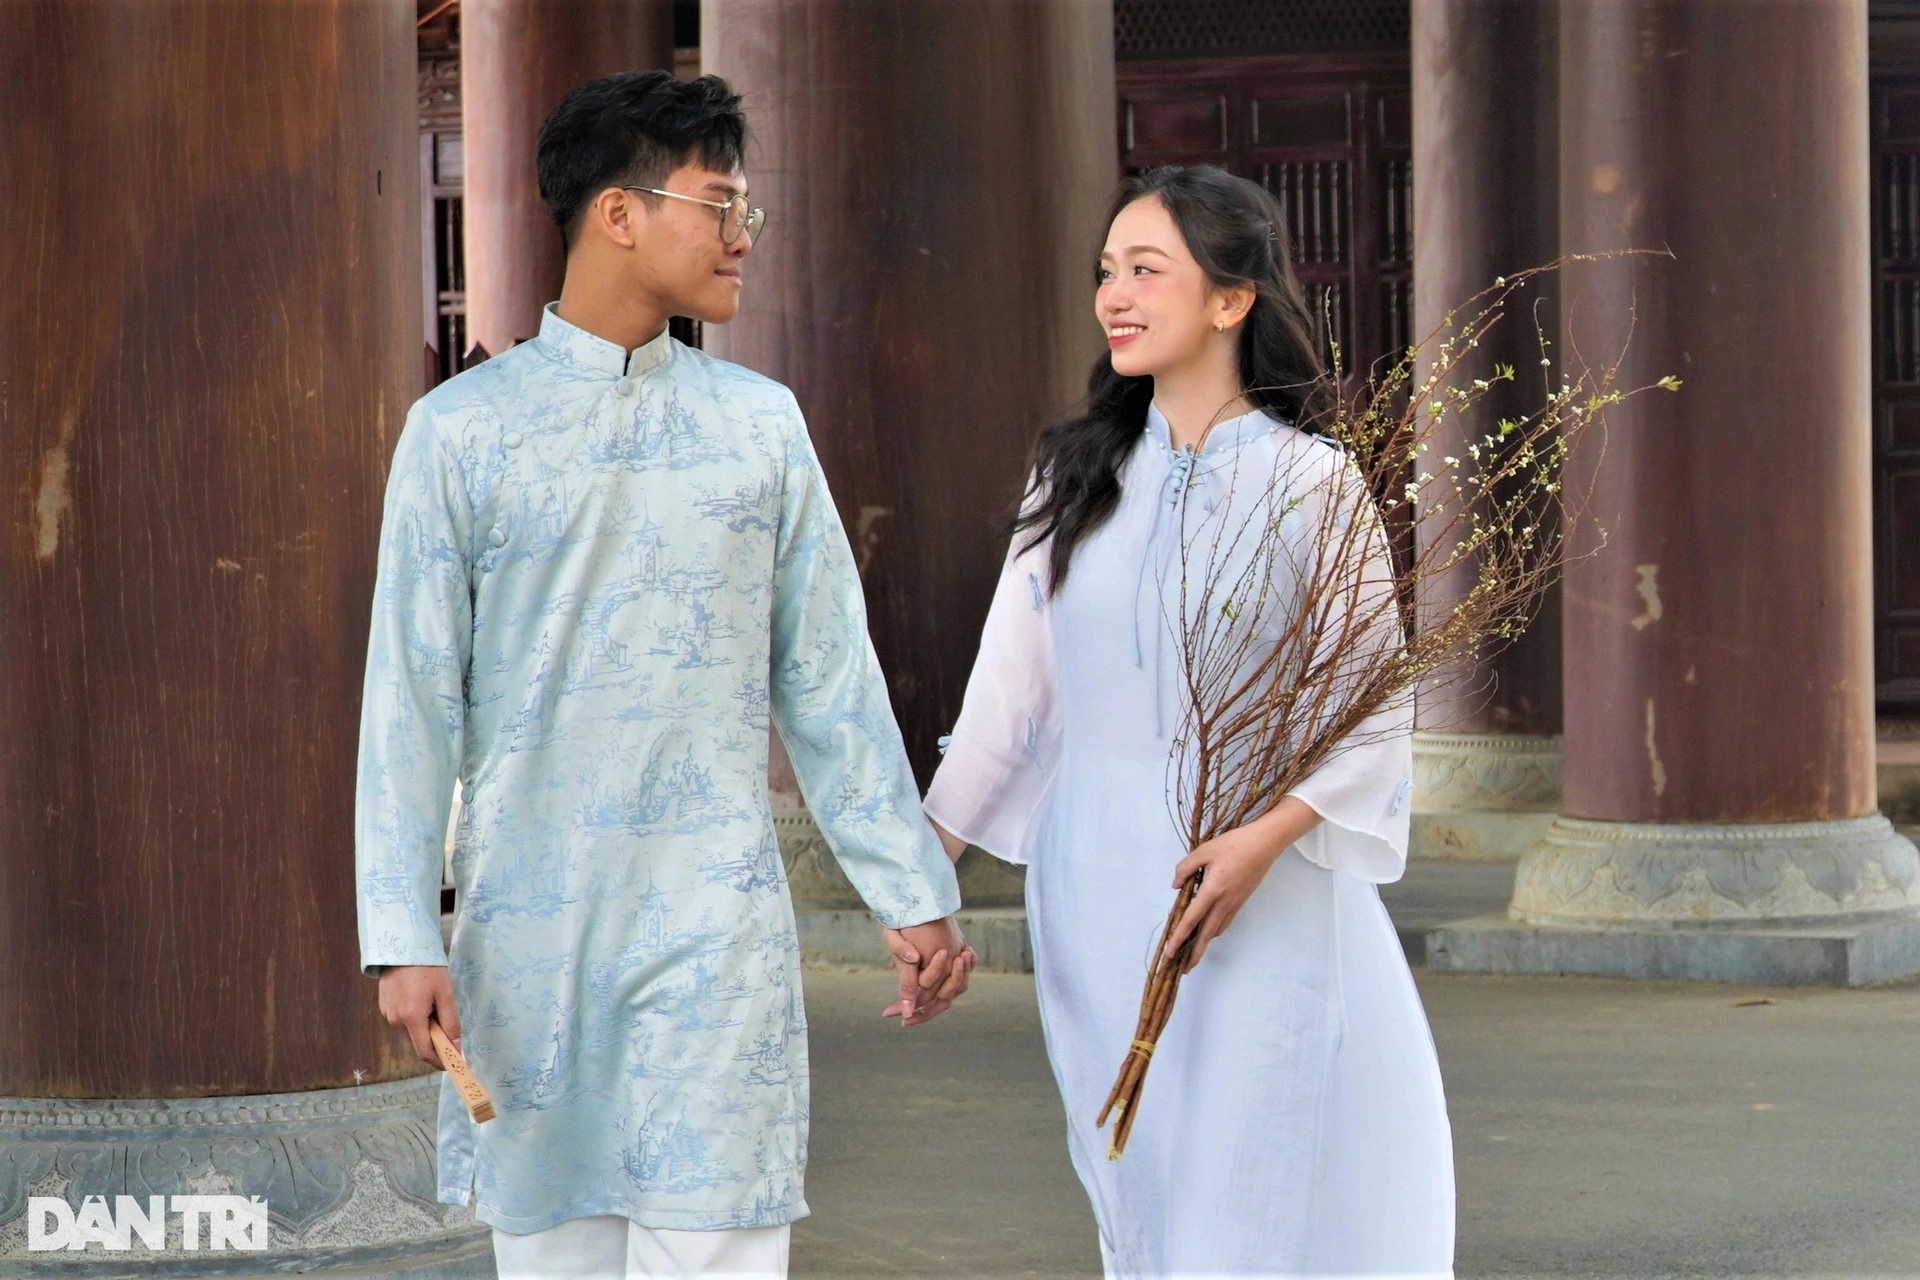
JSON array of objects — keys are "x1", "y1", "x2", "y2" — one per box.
[{"x1": 924, "y1": 166, "x2": 1455, "y2": 1278}]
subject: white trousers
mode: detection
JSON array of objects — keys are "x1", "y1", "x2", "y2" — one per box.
[{"x1": 491, "y1": 1215, "x2": 790, "y2": 1280}]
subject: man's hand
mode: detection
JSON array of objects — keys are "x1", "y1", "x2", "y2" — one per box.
[
  {"x1": 881, "y1": 916, "x2": 974, "y2": 1027},
  {"x1": 378, "y1": 964, "x2": 462, "y2": 1068}
]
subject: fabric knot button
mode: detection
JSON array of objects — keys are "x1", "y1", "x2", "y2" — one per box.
[
  {"x1": 1163, "y1": 450, "x2": 1198, "y2": 503},
  {"x1": 1388, "y1": 778, "x2": 1414, "y2": 816},
  {"x1": 488, "y1": 527, "x2": 507, "y2": 548},
  {"x1": 614, "y1": 378, "x2": 636, "y2": 397},
  {"x1": 503, "y1": 431, "x2": 524, "y2": 448}
]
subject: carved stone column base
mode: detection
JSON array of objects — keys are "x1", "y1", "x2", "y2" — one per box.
[
  {"x1": 1410, "y1": 732, "x2": 1562, "y2": 862},
  {"x1": 1427, "y1": 815, "x2": 1920, "y2": 985},
  {"x1": 1510, "y1": 814, "x2": 1920, "y2": 927},
  {"x1": 774, "y1": 792, "x2": 1025, "y2": 910},
  {"x1": 772, "y1": 792, "x2": 1032, "y2": 969},
  {"x1": 1409, "y1": 812, "x2": 1558, "y2": 863},
  {"x1": 0, "y1": 1078, "x2": 489, "y2": 1277}
]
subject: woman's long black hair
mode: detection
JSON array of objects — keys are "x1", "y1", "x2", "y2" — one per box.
[{"x1": 1015, "y1": 165, "x2": 1334, "y2": 592}]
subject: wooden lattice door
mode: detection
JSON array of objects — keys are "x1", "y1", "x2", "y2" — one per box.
[
  {"x1": 1116, "y1": 52, "x2": 1411, "y2": 386},
  {"x1": 1874, "y1": 76, "x2": 1920, "y2": 709}
]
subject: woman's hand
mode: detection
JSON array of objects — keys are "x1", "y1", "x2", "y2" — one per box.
[{"x1": 1163, "y1": 796, "x2": 1321, "y2": 973}]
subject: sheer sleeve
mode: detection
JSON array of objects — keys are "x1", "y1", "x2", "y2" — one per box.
[
  {"x1": 1282, "y1": 444, "x2": 1416, "y2": 884},
  {"x1": 922, "y1": 512, "x2": 1060, "y2": 866}
]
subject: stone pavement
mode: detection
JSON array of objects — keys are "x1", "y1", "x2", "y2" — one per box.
[
  {"x1": 794, "y1": 961, "x2": 1920, "y2": 1279},
  {"x1": 379, "y1": 853, "x2": 1920, "y2": 1278}
]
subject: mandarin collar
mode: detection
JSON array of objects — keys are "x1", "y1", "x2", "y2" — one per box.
[
  {"x1": 536, "y1": 303, "x2": 676, "y2": 379},
  {"x1": 1144, "y1": 402, "x2": 1282, "y2": 457}
]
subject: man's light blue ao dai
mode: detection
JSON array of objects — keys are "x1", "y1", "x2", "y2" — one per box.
[{"x1": 355, "y1": 304, "x2": 959, "y2": 1233}]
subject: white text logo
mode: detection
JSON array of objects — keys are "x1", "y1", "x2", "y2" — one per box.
[{"x1": 27, "y1": 1195, "x2": 269, "y2": 1251}]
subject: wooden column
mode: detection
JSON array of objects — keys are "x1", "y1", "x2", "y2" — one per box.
[
  {"x1": 1558, "y1": 0, "x2": 1875, "y2": 827},
  {"x1": 1427, "y1": 0, "x2": 1920, "y2": 984},
  {"x1": 705, "y1": 0, "x2": 1117, "y2": 786},
  {"x1": 1408, "y1": 0, "x2": 1563, "y2": 859},
  {"x1": 0, "y1": 2, "x2": 418, "y2": 1095},
  {"x1": 461, "y1": 0, "x2": 674, "y2": 358},
  {"x1": 1412, "y1": 0, "x2": 1561, "y2": 734}
]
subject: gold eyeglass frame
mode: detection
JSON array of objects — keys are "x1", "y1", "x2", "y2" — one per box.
[{"x1": 623, "y1": 185, "x2": 767, "y2": 246}]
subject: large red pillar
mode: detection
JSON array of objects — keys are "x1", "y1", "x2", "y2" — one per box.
[
  {"x1": 462, "y1": 0, "x2": 675, "y2": 358},
  {"x1": 705, "y1": 0, "x2": 1114, "y2": 937},
  {"x1": 1409, "y1": 0, "x2": 1564, "y2": 860},
  {"x1": 705, "y1": 0, "x2": 1115, "y2": 786},
  {"x1": 1432, "y1": 0, "x2": 1920, "y2": 985},
  {"x1": 1557, "y1": 1, "x2": 1875, "y2": 828},
  {"x1": 0, "y1": 3, "x2": 487, "y2": 1267}
]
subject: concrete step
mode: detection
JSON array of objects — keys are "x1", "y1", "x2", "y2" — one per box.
[
  {"x1": 796, "y1": 906, "x2": 1030, "y2": 972},
  {"x1": 305, "y1": 1238, "x2": 495, "y2": 1278},
  {"x1": 1379, "y1": 859, "x2": 1520, "y2": 966},
  {"x1": 796, "y1": 861, "x2": 1524, "y2": 973}
]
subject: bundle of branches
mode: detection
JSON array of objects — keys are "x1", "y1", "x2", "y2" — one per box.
[{"x1": 1096, "y1": 261, "x2": 1675, "y2": 1158}]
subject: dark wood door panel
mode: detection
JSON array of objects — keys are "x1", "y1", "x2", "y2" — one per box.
[
  {"x1": 1123, "y1": 90, "x2": 1232, "y2": 153},
  {"x1": 1119, "y1": 52, "x2": 1410, "y2": 386},
  {"x1": 1892, "y1": 470, "x2": 1920, "y2": 609},
  {"x1": 1249, "y1": 90, "x2": 1351, "y2": 147},
  {"x1": 1873, "y1": 77, "x2": 1920, "y2": 707}
]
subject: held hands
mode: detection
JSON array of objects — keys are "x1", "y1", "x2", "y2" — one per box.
[
  {"x1": 881, "y1": 916, "x2": 976, "y2": 1027},
  {"x1": 879, "y1": 821, "x2": 979, "y2": 1026},
  {"x1": 378, "y1": 965, "x2": 462, "y2": 1069},
  {"x1": 1163, "y1": 796, "x2": 1322, "y2": 974}
]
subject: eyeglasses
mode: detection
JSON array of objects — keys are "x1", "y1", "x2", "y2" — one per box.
[{"x1": 623, "y1": 186, "x2": 767, "y2": 246}]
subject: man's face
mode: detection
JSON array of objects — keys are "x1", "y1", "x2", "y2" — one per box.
[{"x1": 627, "y1": 163, "x2": 753, "y2": 325}]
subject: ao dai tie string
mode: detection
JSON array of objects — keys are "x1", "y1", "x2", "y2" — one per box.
[{"x1": 1132, "y1": 443, "x2": 1207, "y2": 740}]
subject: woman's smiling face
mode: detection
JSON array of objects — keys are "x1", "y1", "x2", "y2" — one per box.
[{"x1": 1096, "y1": 195, "x2": 1221, "y2": 380}]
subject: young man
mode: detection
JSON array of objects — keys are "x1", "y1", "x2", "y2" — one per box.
[{"x1": 355, "y1": 72, "x2": 972, "y2": 1279}]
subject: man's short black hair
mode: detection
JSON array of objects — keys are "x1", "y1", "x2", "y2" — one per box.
[{"x1": 536, "y1": 71, "x2": 747, "y2": 252}]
